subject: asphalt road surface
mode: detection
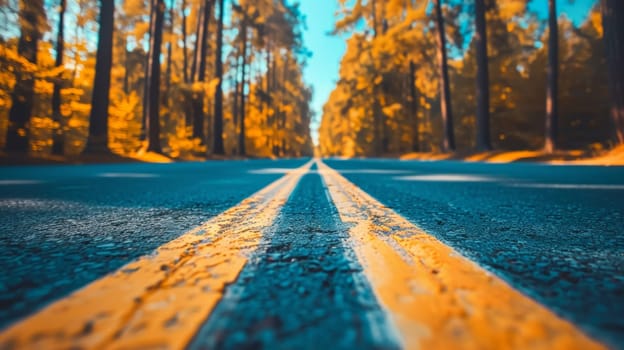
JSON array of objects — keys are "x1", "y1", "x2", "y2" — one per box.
[
  {"x1": 324, "y1": 159, "x2": 624, "y2": 348},
  {"x1": 0, "y1": 158, "x2": 622, "y2": 349},
  {"x1": 0, "y1": 159, "x2": 308, "y2": 328}
]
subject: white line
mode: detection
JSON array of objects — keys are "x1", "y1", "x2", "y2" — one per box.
[{"x1": 507, "y1": 183, "x2": 624, "y2": 190}]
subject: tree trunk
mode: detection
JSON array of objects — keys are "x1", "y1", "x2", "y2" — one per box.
[
  {"x1": 165, "y1": 44, "x2": 172, "y2": 102},
  {"x1": 371, "y1": 0, "x2": 378, "y2": 38},
  {"x1": 52, "y1": 1, "x2": 66, "y2": 148},
  {"x1": 232, "y1": 56, "x2": 240, "y2": 128},
  {"x1": 475, "y1": 0, "x2": 491, "y2": 151},
  {"x1": 212, "y1": 0, "x2": 225, "y2": 155},
  {"x1": 141, "y1": 2, "x2": 155, "y2": 141},
  {"x1": 192, "y1": 0, "x2": 213, "y2": 141},
  {"x1": 545, "y1": 0, "x2": 559, "y2": 153},
  {"x1": 51, "y1": 0, "x2": 66, "y2": 155},
  {"x1": 239, "y1": 20, "x2": 248, "y2": 156},
  {"x1": 182, "y1": 0, "x2": 189, "y2": 84},
  {"x1": 380, "y1": 22, "x2": 389, "y2": 153},
  {"x1": 181, "y1": 0, "x2": 192, "y2": 130},
  {"x1": 84, "y1": 0, "x2": 114, "y2": 154},
  {"x1": 165, "y1": 0, "x2": 174, "y2": 97},
  {"x1": 190, "y1": 3, "x2": 203, "y2": 83},
  {"x1": 195, "y1": 0, "x2": 212, "y2": 83},
  {"x1": 123, "y1": 45, "x2": 130, "y2": 94},
  {"x1": 265, "y1": 40, "x2": 271, "y2": 129},
  {"x1": 409, "y1": 60, "x2": 419, "y2": 152},
  {"x1": 280, "y1": 54, "x2": 289, "y2": 156},
  {"x1": 434, "y1": 0, "x2": 455, "y2": 152},
  {"x1": 6, "y1": 0, "x2": 44, "y2": 153},
  {"x1": 370, "y1": 0, "x2": 383, "y2": 156},
  {"x1": 601, "y1": 0, "x2": 624, "y2": 145},
  {"x1": 272, "y1": 47, "x2": 278, "y2": 156},
  {"x1": 144, "y1": 0, "x2": 165, "y2": 153}
]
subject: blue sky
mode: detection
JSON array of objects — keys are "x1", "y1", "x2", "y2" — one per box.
[
  {"x1": 299, "y1": 1, "x2": 346, "y2": 145},
  {"x1": 299, "y1": 0, "x2": 599, "y2": 145}
]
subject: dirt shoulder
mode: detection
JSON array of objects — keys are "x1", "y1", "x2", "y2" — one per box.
[
  {"x1": 0, "y1": 151, "x2": 177, "y2": 166},
  {"x1": 0, "y1": 151, "x2": 274, "y2": 166},
  {"x1": 399, "y1": 145, "x2": 624, "y2": 166}
]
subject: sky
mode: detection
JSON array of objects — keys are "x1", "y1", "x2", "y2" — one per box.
[
  {"x1": 299, "y1": 1, "x2": 346, "y2": 146},
  {"x1": 298, "y1": 0, "x2": 599, "y2": 145}
]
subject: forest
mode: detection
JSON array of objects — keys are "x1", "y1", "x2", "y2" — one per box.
[
  {"x1": 319, "y1": 0, "x2": 624, "y2": 157},
  {"x1": 0, "y1": 0, "x2": 314, "y2": 159},
  {"x1": 1, "y1": 1, "x2": 623, "y2": 161}
]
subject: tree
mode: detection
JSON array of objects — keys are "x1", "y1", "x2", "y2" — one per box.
[
  {"x1": 409, "y1": 60, "x2": 419, "y2": 152},
  {"x1": 545, "y1": 0, "x2": 559, "y2": 152},
  {"x1": 165, "y1": 0, "x2": 175, "y2": 96},
  {"x1": 181, "y1": 0, "x2": 189, "y2": 84},
  {"x1": 0, "y1": 0, "x2": 313, "y2": 158},
  {"x1": 212, "y1": 0, "x2": 225, "y2": 155},
  {"x1": 434, "y1": 0, "x2": 455, "y2": 152},
  {"x1": 84, "y1": 0, "x2": 114, "y2": 154},
  {"x1": 51, "y1": 0, "x2": 66, "y2": 155},
  {"x1": 474, "y1": 0, "x2": 491, "y2": 151},
  {"x1": 601, "y1": 0, "x2": 624, "y2": 145},
  {"x1": 191, "y1": 0, "x2": 214, "y2": 142},
  {"x1": 5, "y1": 0, "x2": 45, "y2": 153},
  {"x1": 238, "y1": 19, "x2": 248, "y2": 156},
  {"x1": 144, "y1": 0, "x2": 165, "y2": 153}
]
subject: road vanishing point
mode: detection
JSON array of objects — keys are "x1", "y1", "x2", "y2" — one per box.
[{"x1": 0, "y1": 158, "x2": 623, "y2": 349}]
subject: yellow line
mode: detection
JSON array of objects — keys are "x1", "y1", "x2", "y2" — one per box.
[
  {"x1": 317, "y1": 159, "x2": 604, "y2": 350},
  {"x1": 0, "y1": 160, "x2": 313, "y2": 350}
]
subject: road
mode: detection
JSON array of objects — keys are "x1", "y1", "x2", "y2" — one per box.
[
  {"x1": 323, "y1": 159, "x2": 624, "y2": 348},
  {"x1": 0, "y1": 159, "x2": 308, "y2": 328},
  {"x1": 0, "y1": 158, "x2": 622, "y2": 349}
]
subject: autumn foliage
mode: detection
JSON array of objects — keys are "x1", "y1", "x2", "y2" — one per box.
[
  {"x1": 0, "y1": 0, "x2": 313, "y2": 158},
  {"x1": 319, "y1": 0, "x2": 619, "y2": 157}
]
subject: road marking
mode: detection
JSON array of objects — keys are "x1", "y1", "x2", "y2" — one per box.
[
  {"x1": 506, "y1": 183, "x2": 624, "y2": 190},
  {"x1": 317, "y1": 159, "x2": 604, "y2": 350},
  {"x1": 0, "y1": 180, "x2": 42, "y2": 185},
  {"x1": 337, "y1": 169, "x2": 411, "y2": 174},
  {"x1": 0, "y1": 160, "x2": 313, "y2": 350},
  {"x1": 0, "y1": 198, "x2": 77, "y2": 209},
  {"x1": 97, "y1": 172, "x2": 160, "y2": 178},
  {"x1": 394, "y1": 174, "x2": 495, "y2": 182},
  {"x1": 248, "y1": 167, "x2": 302, "y2": 174}
]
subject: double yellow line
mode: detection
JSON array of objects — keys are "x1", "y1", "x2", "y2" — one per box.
[
  {"x1": 0, "y1": 160, "x2": 312, "y2": 349},
  {"x1": 0, "y1": 159, "x2": 604, "y2": 349},
  {"x1": 316, "y1": 160, "x2": 602, "y2": 350}
]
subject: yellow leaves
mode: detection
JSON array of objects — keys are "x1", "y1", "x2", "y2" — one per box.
[
  {"x1": 0, "y1": 98, "x2": 8, "y2": 108},
  {"x1": 589, "y1": 10, "x2": 603, "y2": 37},
  {"x1": 34, "y1": 79, "x2": 54, "y2": 95},
  {"x1": 31, "y1": 116, "x2": 55, "y2": 129},
  {"x1": 382, "y1": 103, "x2": 402, "y2": 117},
  {"x1": 109, "y1": 92, "x2": 140, "y2": 120},
  {"x1": 191, "y1": 78, "x2": 221, "y2": 97},
  {"x1": 356, "y1": 77, "x2": 370, "y2": 91},
  {"x1": 123, "y1": 0, "x2": 147, "y2": 15},
  {"x1": 69, "y1": 101, "x2": 92, "y2": 114},
  {"x1": 61, "y1": 88, "x2": 85, "y2": 98},
  {"x1": 68, "y1": 118, "x2": 88, "y2": 129},
  {"x1": 281, "y1": 104, "x2": 294, "y2": 114},
  {"x1": 37, "y1": 65, "x2": 66, "y2": 79},
  {"x1": 133, "y1": 22, "x2": 151, "y2": 42},
  {"x1": 0, "y1": 45, "x2": 38, "y2": 73},
  {"x1": 497, "y1": 0, "x2": 526, "y2": 21},
  {"x1": 349, "y1": 107, "x2": 364, "y2": 121}
]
